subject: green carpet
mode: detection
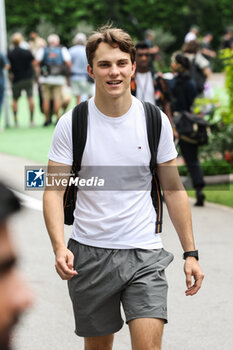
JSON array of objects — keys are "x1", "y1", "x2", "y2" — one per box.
[
  {"x1": 0, "y1": 95, "x2": 75, "y2": 164},
  {"x1": 0, "y1": 86, "x2": 229, "y2": 164}
]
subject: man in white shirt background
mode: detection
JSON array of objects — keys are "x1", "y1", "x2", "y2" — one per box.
[
  {"x1": 131, "y1": 42, "x2": 156, "y2": 106},
  {"x1": 184, "y1": 25, "x2": 199, "y2": 43}
]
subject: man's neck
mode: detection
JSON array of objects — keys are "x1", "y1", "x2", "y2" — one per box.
[
  {"x1": 136, "y1": 68, "x2": 150, "y2": 74},
  {"x1": 94, "y1": 91, "x2": 132, "y2": 117}
]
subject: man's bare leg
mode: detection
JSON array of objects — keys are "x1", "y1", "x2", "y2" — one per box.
[
  {"x1": 28, "y1": 96, "x2": 34, "y2": 125},
  {"x1": 42, "y1": 99, "x2": 51, "y2": 124},
  {"x1": 12, "y1": 98, "x2": 18, "y2": 127},
  {"x1": 129, "y1": 318, "x2": 164, "y2": 350},
  {"x1": 53, "y1": 98, "x2": 61, "y2": 121},
  {"x1": 84, "y1": 334, "x2": 114, "y2": 350}
]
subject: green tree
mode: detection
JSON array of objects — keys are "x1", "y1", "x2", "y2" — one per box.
[{"x1": 5, "y1": 0, "x2": 233, "y2": 49}]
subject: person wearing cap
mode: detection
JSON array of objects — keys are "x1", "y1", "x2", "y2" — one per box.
[
  {"x1": 0, "y1": 182, "x2": 33, "y2": 350},
  {"x1": 69, "y1": 33, "x2": 93, "y2": 105}
]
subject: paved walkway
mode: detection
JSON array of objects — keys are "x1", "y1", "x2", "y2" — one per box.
[{"x1": 1, "y1": 152, "x2": 233, "y2": 350}]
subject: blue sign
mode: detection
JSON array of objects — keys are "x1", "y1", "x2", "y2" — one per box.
[{"x1": 26, "y1": 168, "x2": 45, "y2": 188}]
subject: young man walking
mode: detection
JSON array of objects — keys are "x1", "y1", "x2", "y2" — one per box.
[{"x1": 43, "y1": 26, "x2": 204, "y2": 350}]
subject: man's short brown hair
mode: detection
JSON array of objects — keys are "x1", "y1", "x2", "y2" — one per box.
[{"x1": 86, "y1": 25, "x2": 136, "y2": 67}]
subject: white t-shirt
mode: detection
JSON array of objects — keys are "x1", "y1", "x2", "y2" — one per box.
[
  {"x1": 136, "y1": 72, "x2": 156, "y2": 106},
  {"x1": 36, "y1": 46, "x2": 71, "y2": 85},
  {"x1": 185, "y1": 52, "x2": 209, "y2": 70},
  {"x1": 184, "y1": 32, "x2": 197, "y2": 43},
  {"x1": 49, "y1": 96, "x2": 177, "y2": 249}
]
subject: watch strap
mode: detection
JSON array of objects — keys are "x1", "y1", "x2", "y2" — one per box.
[{"x1": 183, "y1": 250, "x2": 199, "y2": 261}]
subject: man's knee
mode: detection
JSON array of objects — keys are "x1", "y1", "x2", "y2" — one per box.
[
  {"x1": 85, "y1": 345, "x2": 112, "y2": 350},
  {"x1": 84, "y1": 334, "x2": 114, "y2": 350}
]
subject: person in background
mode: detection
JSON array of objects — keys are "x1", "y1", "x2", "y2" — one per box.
[
  {"x1": 28, "y1": 31, "x2": 47, "y2": 116},
  {"x1": 184, "y1": 26, "x2": 199, "y2": 43},
  {"x1": 221, "y1": 29, "x2": 233, "y2": 49},
  {"x1": 144, "y1": 30, "x2": 160, "y2": 73},
  {"x1": 8, "y1": 33, "x2": 35, "y2": 127},
  {"x1": 131, "y1": 42, "x2": 173, "y2": 128},
  {"x1": 0, "y1": 53, "x2": 10, "y2": 132},
  {"x1": 169, "y1": 53, "x2": 206, "y2": 206},
  {"x1": 69, "y1": 33, "x2": 93, "y2": 105},
  {"x1": 131, "y1": 42, "x2": 156, "y2": 106},
  {"x1": 35, "y1": 34, "x2": 72, "y2": 126},
  {"x1": 182, "y1": 40, "x2": 211, "y2": 95},
  {"x1": 201, "y1": 33, "x2": 216, "y2": 64},
  {"x1": 0, "y1": 182, "x2": 33, "y2": 350},
  {"x1": 28, "y1": 31, "x2": 46, "y2": 57}
]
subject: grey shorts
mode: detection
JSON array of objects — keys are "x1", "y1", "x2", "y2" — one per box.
[{"x1": 67, "y1": 239, "x2": 174, "y2": 337}]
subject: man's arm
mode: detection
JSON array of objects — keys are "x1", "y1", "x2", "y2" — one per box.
[
  {"x1": 201, "y1": 47, "x2": 216, "y2": 59},
  {"x1": 43, "y1": 160, "x2": 78, "y2": 280},
  {"x1": 157, "y1": 158, "x2": 204, "y2": 296}
]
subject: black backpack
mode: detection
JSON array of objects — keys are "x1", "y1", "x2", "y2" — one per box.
[{"x1": 63, "y1": 101, "x2": 163, "y2": 233}]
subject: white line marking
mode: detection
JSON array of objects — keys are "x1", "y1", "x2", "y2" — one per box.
[{"x1": 12, "y1": 190, "x2": 43, "y2": 211}]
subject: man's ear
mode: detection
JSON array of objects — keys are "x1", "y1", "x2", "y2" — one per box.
[
  {"x1": 131, "y1": 62, "x2": 136, "y2": 76},
  {"x1": 87, "y1": 64, "x2": 94, "y2": 79}
]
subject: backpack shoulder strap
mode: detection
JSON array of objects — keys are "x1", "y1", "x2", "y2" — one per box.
[
  {"x1": 71, "y1": 101, "x2": 88, "y2": 174},
  {"x1": 142, "y1": 102, "x2": 162, "y2": 171},
  {"x1": 142, "y1": 101, "x2": 163, "y2": 233}
]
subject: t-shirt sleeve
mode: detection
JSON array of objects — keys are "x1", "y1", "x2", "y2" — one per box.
[
  {"x1": 48, "y1": 110, "x2": 73, "y2": 165},
  {"x1": 196, "y1": 53, "x2": 209, "y2": 70},
  {"x1": 156, "y1": 110, "x2": 178, "y2": 164},
  {"x1": 35, "y1": 48, "x2": 44, "y2": 62},
  {"x1": 62, "y1": 47, "x2": 71, "y2": 62}
]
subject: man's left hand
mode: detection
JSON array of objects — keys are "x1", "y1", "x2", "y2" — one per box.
[{"x1": 184, "y1": 258, "x2": 204, "y2": 296}]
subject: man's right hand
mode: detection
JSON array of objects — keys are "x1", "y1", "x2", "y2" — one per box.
[{"x1": 55, "y1": 247, "x2": 78, "y2": 280}]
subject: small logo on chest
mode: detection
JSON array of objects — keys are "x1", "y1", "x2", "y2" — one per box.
[{"x1": 138, "y1": 146, "x2": 142, "y2": 149}]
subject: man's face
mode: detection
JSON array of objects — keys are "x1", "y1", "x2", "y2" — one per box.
[
  {"x1": 87, "y1": 42, "x2": 136, "y2": 99},
  {"x1": 135, "y1": 48, "x2": 150, "y2": 72},
  {"x1": 29, "y1": 32, "x2": 37, "y2": 41},
  {"x1": 0, "y1": 223, "x2": 32, "y2": 350}
]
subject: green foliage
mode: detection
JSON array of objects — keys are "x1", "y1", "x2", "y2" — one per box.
[
  {"x1": 201, "y1": 158, "x2": 233, "y2": 175},
  {"x1": 178, "y1": 158, "x2": 233, "y2": 176},
  {"x1": 187, "y1": 183, "x2": 233, "y2": 208},
  {"x1": 219, "y1": 49, "x2": 233, "y2": 124},
  {"x1": 148, "y1": 28, "x2": 176, "y2": 51},
  {"x1": 193, "y1": 96, "x2": 233, "y2": 160},
  {"x1": 5, "y1": 0, "x2": 233, "y2": 50},
  {"x1": 201, "y1": 123, "x2": 233, "y2": 159}
]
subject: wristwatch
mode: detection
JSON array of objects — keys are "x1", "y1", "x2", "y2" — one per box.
[{"x1": 183, "y1": 250, "x2": 199, "y2": 261}]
